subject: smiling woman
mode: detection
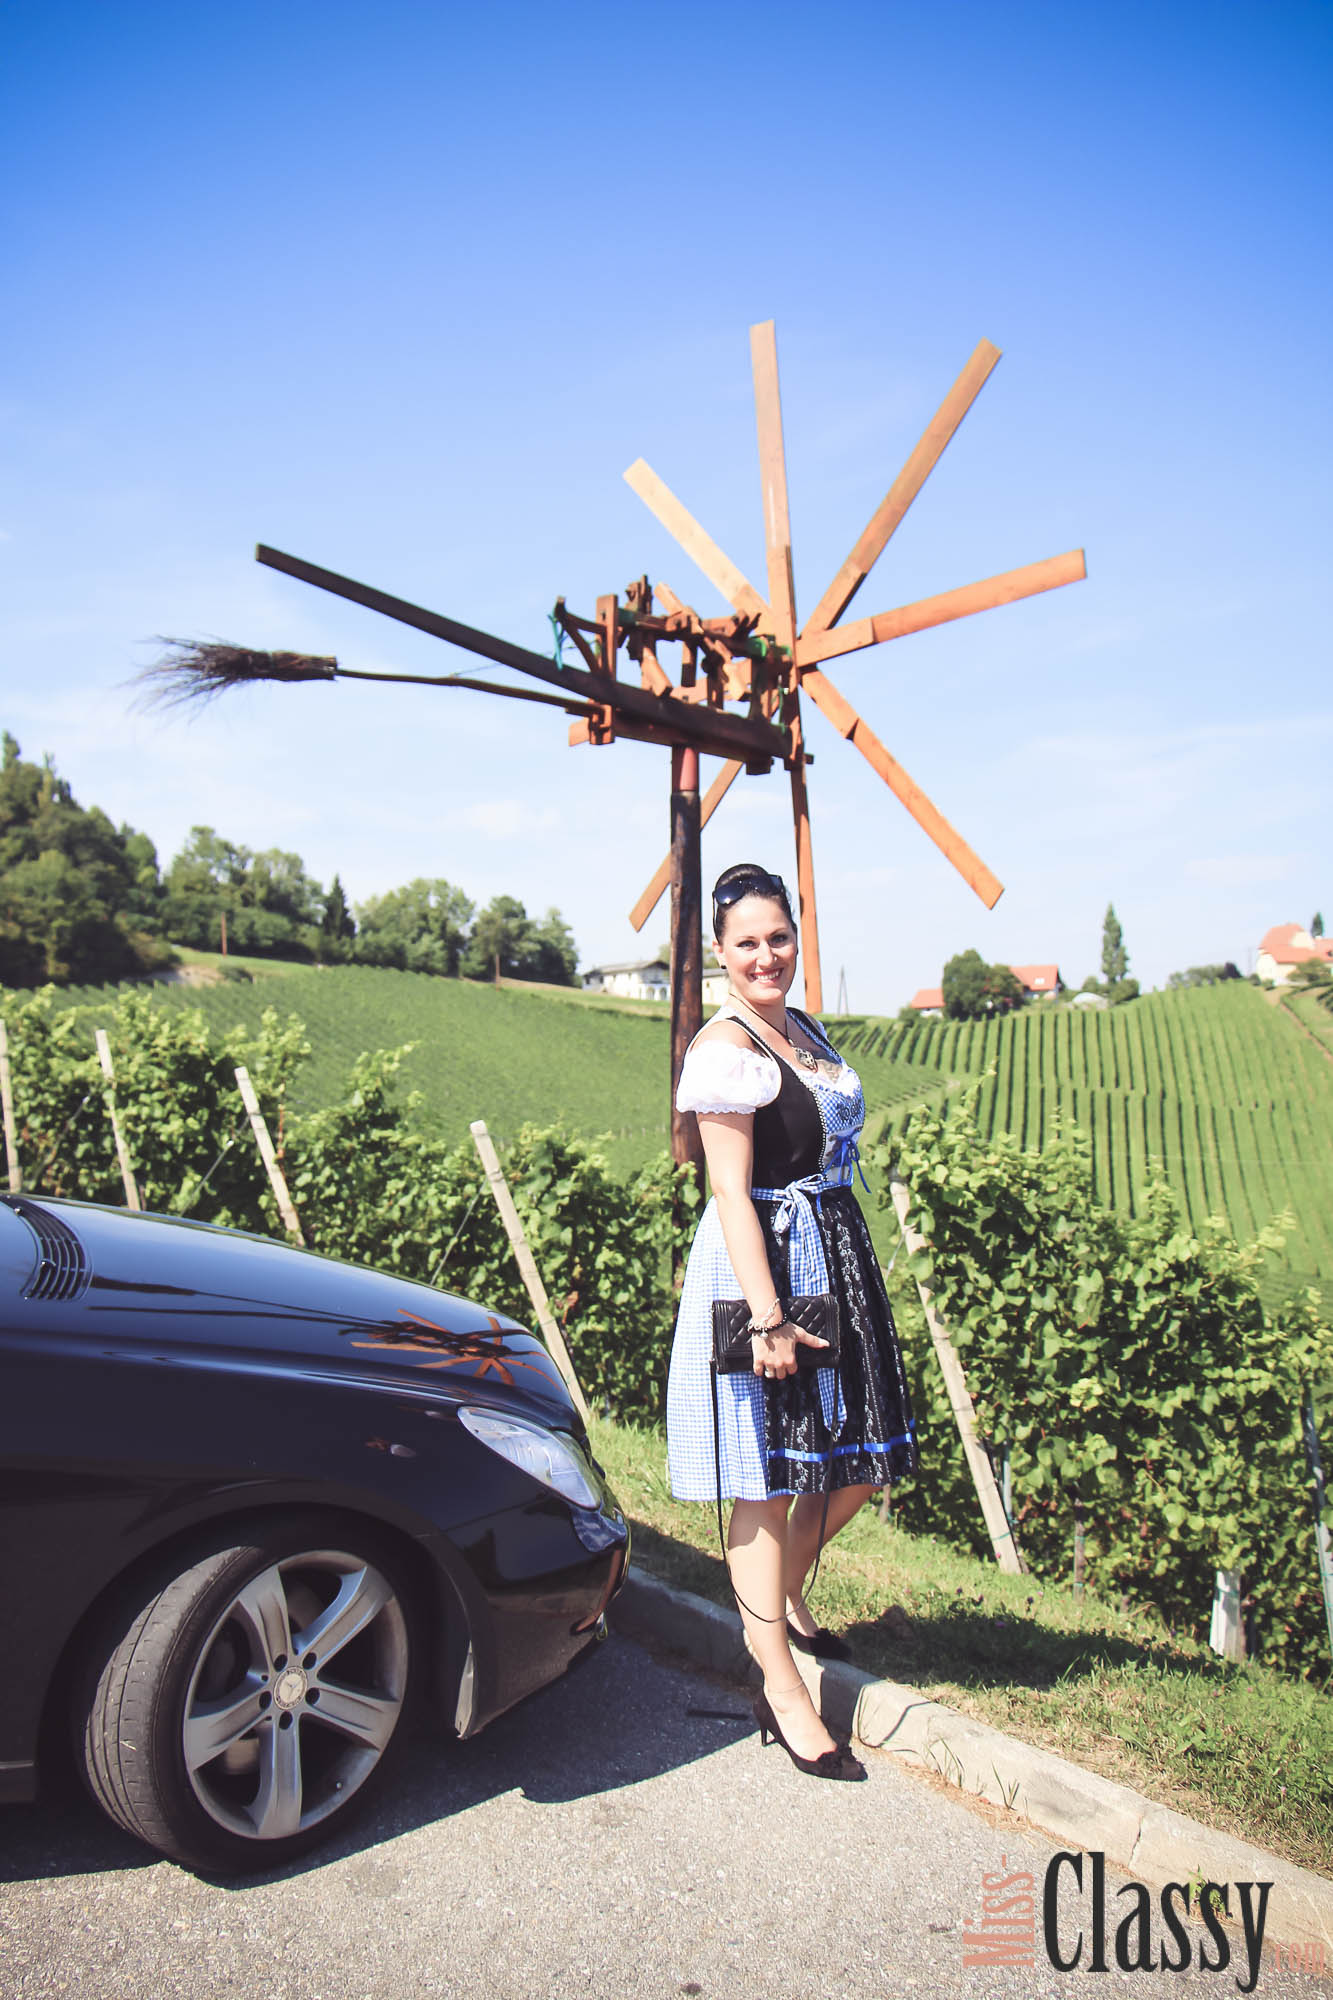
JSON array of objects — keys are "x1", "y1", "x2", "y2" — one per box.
[{"x1": 664, "y1": 862, "x2": 919, "y2": 1783}]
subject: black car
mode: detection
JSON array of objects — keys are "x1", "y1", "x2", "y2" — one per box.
[{"x1": 0, "y1": 1193, "x2": 628, "y2": 1873}]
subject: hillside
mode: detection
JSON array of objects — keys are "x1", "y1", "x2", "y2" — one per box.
[
  {"x1": 52, "y1": 966, "x2": 678, "y2": 1176},
  {"x1": 838, "y1": 983, "x2": 1333, "y2": 1297},
  {"x1": 43, "y1": 969, "x2": 1330, "y2": 1294},
  {"x1": 51, "y1": 963, "x2": 945, "y2": 1178}
]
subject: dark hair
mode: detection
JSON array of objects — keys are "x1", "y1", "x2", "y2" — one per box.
[{"x1": 711, "y1": 863, "x2": 796, "y2": 941}]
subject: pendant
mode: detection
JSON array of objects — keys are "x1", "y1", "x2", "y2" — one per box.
[{"x1": 794, "y1": 1048, "x2": 819, "y2": 1072}]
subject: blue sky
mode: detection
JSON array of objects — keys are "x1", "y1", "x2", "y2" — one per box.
[{"x1": 3, "y1": 0, "x2": 1329, "y2": 1010}]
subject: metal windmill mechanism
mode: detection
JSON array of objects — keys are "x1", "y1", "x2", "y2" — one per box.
[{"x1": 148, "y1": 320, "x2": 1084, "y2": 1188}]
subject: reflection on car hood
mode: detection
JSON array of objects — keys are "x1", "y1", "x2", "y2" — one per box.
[{"x1": 3, "y1": 1197, "x2": 576, "y2": 1421}]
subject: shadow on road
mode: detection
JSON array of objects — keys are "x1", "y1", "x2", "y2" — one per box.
[{"x1": 0, "y1": 1633, "x2": 751, "y2": 1890}]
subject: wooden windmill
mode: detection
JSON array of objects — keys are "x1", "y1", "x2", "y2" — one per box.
[{"x1": 146, "y1": 321, "x2": 1084, "y2": 1188}]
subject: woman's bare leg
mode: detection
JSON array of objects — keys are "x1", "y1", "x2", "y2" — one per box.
[
  {"x1": 728, "y1": 1495, "x2": 838, "y2": 1760},
  {"x1": 784, "y1": 1484, "x2": 875, "y2": 1635}
]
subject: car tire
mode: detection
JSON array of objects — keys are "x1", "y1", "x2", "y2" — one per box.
[{"x1": 77, "y1": 1514, "x2": 420, "y2": 1873}]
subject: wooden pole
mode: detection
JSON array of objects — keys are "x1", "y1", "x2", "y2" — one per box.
[
  {"x1": 789, "y1": 726, "x2": 823, "y2": 1013},
  {"x1": 469, "y1": 1120, "x2": 591, "y2": 1423},
  {"x1": 747, "y1": 323, "x2": 826, "y2": 1018},
  {"x1": 1209, "y1": 1569, "x2": 1245, "y2": 1661},
  {"x1": 629, "y1": 758, "x2": 743, "y2": 933},
  {"x1": 0, "y1": 1020, "x2": 20, "y2": 1193},
  {"x1": 94, "y1": 1030, "x2": 141, "y2": 1212},
  {"x1": 670, "y1": 744, "x2": 706, "y2": 1197},
  {"x1": 1302, "y1": 1389, "x2": 1333, "y2": 1665},
  {"x1": 234, "y1": 1065, "x2": 304, "y2": 1245},
  {"x1": 889, "y1": 1175, "x2": 1024, "y2": 1573}
]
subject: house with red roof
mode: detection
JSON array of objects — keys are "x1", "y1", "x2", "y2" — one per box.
[
  {"x1": 1009, "y1": 963, "x2": 1062, "y2": 999},
  {"x1": 906, "y1": 964, "x2": 1063, "y2": 1014},
  {"x1": 1256, "y1": 923, "x2": 1333, "y2": 985}
]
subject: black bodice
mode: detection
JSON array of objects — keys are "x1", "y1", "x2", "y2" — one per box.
[{"x1": 728, "y1": 1014, "x2": 824, "y2": 1185}]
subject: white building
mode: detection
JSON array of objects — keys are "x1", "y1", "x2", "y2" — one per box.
[
  {"x1": 702, "y1": 966, "x2": 730, "y2": 1007},
  {"x1": 1255, "y1": 922, "x2": 1333, "y2": 986},
  {"x1": 582, "y1": 957, "x2": 731, "y2": 1005},
  {"x1": 581, "y1": 958, "x2": 669, "y2": 1001}
]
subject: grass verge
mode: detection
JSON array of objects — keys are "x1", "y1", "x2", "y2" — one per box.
[{"x1": 589, "y1": 1415, "x2": 1333, "y2": 1878}]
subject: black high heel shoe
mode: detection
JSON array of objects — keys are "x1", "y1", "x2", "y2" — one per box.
[
  {"x1": 786, "y1": 1620, "x2": 853, "y2": 1663},
  {"x1": 753, "y1": 1690, "x2": 866, "y2": 1781}
]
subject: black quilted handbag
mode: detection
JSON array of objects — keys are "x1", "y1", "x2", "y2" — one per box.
[{"x1": 710, "y1": 1292, "x2": 840, "y2": 1373}]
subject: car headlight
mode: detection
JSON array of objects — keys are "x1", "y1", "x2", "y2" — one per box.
[{"x1": 458, "y1": 1407, "x2": 601, "y2": 1509}]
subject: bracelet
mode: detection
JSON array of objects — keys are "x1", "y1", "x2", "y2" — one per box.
[{"x1": 746, "y1": 1298, "x2": 784, "y2": 1336}]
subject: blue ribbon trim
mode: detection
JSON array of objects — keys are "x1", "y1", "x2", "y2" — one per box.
[{"x1": 767, "y1": 1425, "x2": 917, "y2": 1464}]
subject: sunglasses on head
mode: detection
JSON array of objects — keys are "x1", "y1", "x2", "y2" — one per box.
[{"x1": 712, "y1": 872, "x2": 790, "y2": 916}]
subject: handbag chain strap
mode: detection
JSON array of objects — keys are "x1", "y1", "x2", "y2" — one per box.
[{"x1": 710, "y1": 1358, "x2": 834, "y2": 1626}]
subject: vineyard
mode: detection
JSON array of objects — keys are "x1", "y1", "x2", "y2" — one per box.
[
  {"x1": 51, "y1": 965, "x2": 948, "y2": 1185},
  {"x1": 51, "y1": 966, "x2": 678, "y2": 1176},
  {"x1": 45, "y1": 969, "x2": 1333, "y2": 1291},
  {"x1": 839, "y1": 983, "x2": 1333, "y2": 1296}
]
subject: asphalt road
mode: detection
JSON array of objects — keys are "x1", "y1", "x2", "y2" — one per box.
[{"x1": 0, "y1": 1633, "x2": 1327, "y2": 2000}]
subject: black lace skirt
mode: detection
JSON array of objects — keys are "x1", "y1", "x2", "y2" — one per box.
[{"x1": 756, "y1": 1186, "x2": 920, "y2": 1496}]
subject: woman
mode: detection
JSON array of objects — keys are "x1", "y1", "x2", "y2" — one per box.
[{"x1": 666, "y1": 862, "x2": 918, "y2": 1781}]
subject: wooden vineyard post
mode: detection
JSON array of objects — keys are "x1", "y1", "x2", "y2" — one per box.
[
  {"x1": 469, "y1": 1120, "x2": 592, "y2": 1424},
  {"x1": 1208, "y1": 1569, "x2": 1246, "y2": 1662},
  {"x1": 235, "y1": 1066, "x2": 304, "y2": 1246},
  {"x1": 889, "y1": 1175, "x2": 1025, "y2": 1574},
  {"x1": 94, "y1": 1030, "x2": 141, "y2": 1212},
  {"x1": 0, "y1": 1020, "x2": 20, "y2": 1193},
  {"x1": 1302, "y1": 1389, "x2": 1333, "y2": 1665},
  {"x1": 670, "y1": 743, "x2": 705, "y2": 1199}
]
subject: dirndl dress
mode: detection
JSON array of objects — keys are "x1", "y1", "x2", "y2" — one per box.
[{"x1": 665, "y1": 1008, "x2": 919, "y2": 1502}]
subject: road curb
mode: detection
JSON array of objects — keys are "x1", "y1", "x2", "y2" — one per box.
[{"x1": 611, "y1": 1565, "x2": 1333, "y2": 1955}]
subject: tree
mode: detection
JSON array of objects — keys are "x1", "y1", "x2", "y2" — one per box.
[
  {"x1": 161, "y1": 826, "x2": 249, "y2": 952},
  {"x1": 527, "y1": 907, "x2": 578, "y2": 985},
  {"x1": 461, "y1": 895, "x2": 532, "y2": 981},
  {"x1": 162, "y1": 829, "x2": 325, "y2": 959},
  {"x1": 320, "y1": 875, "x2": 355, "y2": 960},
  {"x1": 1313, "y1": 912, "x2": 1325, "y2": 939},
  {"x1": 941, "y1": 949, "x2": 1022, "y2": 1021},
  {"x1": 458, "y1": 898, "x2": 579, "y2": 984},
  {"x1": 245, "y1": 847, "x2": 325, "y2": 930},
  {"x1": 1101, "y1": 903, "x2": 1128, "y2": 986},
  {"x1": 354, "y1": 878, "x2": 473, "y2": 976},
  {"x1": 0, "y1": 735, "x2": 169, "y2": 985},
  {"x1": 1167, "y1": 963, "x2": 1240, "y2": 989}
]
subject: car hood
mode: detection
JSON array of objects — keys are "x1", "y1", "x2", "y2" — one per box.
[{"x1": 1, "y1": 1197, "x2": 577, "y2": 1424}]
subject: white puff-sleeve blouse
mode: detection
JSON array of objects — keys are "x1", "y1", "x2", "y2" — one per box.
[{"x1": 675, "y1": 1039, "x2": 781, "y2": 1115}]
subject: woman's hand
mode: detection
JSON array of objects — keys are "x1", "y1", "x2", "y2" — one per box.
[{"x1": 751, "y1": 1321, "x2": 831, "y2": 1380}]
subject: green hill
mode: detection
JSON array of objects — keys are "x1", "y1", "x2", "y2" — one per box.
[
  {"x1": 43, "y1": 969, "x2": 1331, "y2": 1296},
  {"x1": 53, "y1": 966, "x2": 678, "y2": 1175},
  {"x1": 838, "y1": 983, "x2": 1333, "y2": 1299},
  {"x1": 50, "y1": 964, "x2": 945, "y2": 1183}
]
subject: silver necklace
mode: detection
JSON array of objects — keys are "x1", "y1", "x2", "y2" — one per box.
[{"x1": 726, "y1": 990, "x2": 820, "y2": 1070}]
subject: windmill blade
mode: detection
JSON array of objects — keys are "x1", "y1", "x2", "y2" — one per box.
[
  {"x1": 623, "y1": 459, "x2": 769, "y2": 623},
  {"x1": 628, "y1": 758, "x2": 745, "y2": 931},
  {"x1": 750, "y1": 320, "x2": 798, "y2": 655},
  {"x1": 751, "y1": 323, "x2": 821, "y2": 1001},
  {"x1": 802, "y1": 339, "x2": 1002, "y2": 639},
  {"x1": 802, "y1": 667, "x2": 1003, "y2": 908},
  {"x1": 796, "y1": 550, "x2": 1087, "y2": 668}
]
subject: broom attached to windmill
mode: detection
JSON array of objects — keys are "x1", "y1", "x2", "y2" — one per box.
[{"x1": 142, "y1": 321, "x2": 1086, "y2": 1190}]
